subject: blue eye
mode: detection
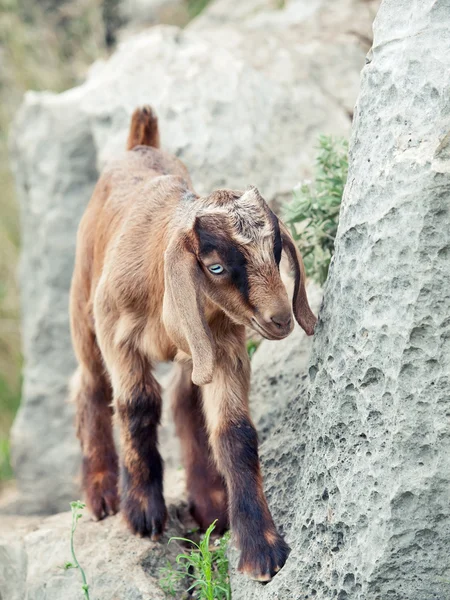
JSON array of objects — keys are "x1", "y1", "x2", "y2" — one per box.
[{"x1": 208, "y1": 264, "x2": 224, "y2": 274}]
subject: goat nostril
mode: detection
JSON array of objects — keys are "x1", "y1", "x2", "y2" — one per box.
[{"x1": 271, "y1": 316, "x2": 292, "y2": 329}]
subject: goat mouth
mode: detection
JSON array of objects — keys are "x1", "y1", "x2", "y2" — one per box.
[{"x1": 251, "y1": 318, "x2": 289, "y2": 341}]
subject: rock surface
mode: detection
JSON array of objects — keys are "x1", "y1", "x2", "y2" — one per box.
[
  {"x1": 192, "y1": 0, "x2": 378, "y2": 41},
  {"x1": 9, "y1": 0, "x2": 371, "y2": 514},
  {"x1": 0, "y1": 503, "x2": 188, "y2": 600},
  {"x1": 231, "y1": 1, "x2": 450, "y2": 598}
]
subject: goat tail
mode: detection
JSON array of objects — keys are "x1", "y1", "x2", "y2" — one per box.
[{"x1": 126, "y1": 105, "x2": 160, "y2": 150}]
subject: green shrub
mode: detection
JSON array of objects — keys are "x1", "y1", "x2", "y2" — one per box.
[
  {"x1": 160, "y1": 521, "x2": 231, "y2": 599},
  {"x1": 0, "y1": 375, "x2": 21, "y2": 481},
  {"x1": 283, "y1": 135, "x2": 348, "y2": 285},
  {"x1": 0, "y1": 437, "x2": 13, "y2": 481},
  {"x1": 187, "y1": 0, "x2": 212, "y2": 18}
]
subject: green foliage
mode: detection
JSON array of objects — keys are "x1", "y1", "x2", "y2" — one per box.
[
  {"x1": 64, "y1": 501, "x2": 91, "y2": 600},
  {"x1": 246, "y1": 339, "x2": 260, "y2": 359},
  {"x1": 187, "y1": 0, "x2": 212, "y2": 18},
  {"x1": 0, "y1": 375, "x2": 20, "y2": 431},
  {"x1": 0, "y1": 437, "x2": 13, "y2": 481},
  {"x1": 160, "y1": 521, "x2": 231, "y2": 599},
  {"x1": 0, "y1": 375, "x2": 21, "y2": 481},
  {"x1": 283, "y1": 135, "x2": 348, "y2": 285}
]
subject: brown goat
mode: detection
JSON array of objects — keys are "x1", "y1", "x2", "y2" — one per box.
[{"x1": 69, "y1": 106, "x2": 317, "y2": 581}]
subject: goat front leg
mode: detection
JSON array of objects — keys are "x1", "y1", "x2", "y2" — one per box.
[
  {"x1": 201, "y1": 332, "x2": 290, "y2": 581},
  {"x1": 169, "y1": 362, "x2": 228, "y2": 533},
  {"x1": 110, "y1": 348, "x2": 167, "y2": 540}
]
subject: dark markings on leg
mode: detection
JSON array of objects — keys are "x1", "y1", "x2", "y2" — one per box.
[
  {"x1": 75, "y1": 371, "x2": 119, "y2": 520},
  {"x1": 216, "y1": 418, "x2": 290, "y2": 580},
  {"x1": 117, "y1": 387, "x2": 167, "y2": 540}
]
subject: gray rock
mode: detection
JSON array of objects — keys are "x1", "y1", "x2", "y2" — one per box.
[
  {"x1": 0, "y1": 518, "x2": 30, "y2": 600},
  {"x1": 231, "y1": 0, "x2": 450, "y2": 598},
  {"x1": 10, "y1": 0, "x2": 367, "y2": 513},
  {"x1": 0, "y1": 504, "x2": 188, "y2": 600},
  {"x1": 10, "y1": 97, "x2": 96, "y2": 513},
  {"x1": 190, "y1": 0, "x2": 323, "y2": 30},
  {"x1": 191, "y1": 0, "x2": 380, "y2": 120},
  {"x1": 192, "y1": 0, "x2": 378, "y2": 42}
]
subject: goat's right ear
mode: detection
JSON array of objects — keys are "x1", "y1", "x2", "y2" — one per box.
[{"x1": 163, "y1": 231, "x2": 216, "y2": 386}]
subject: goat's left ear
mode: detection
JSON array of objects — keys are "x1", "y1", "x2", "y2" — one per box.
[
  {"x1": 163, "y1": 230, "x2": 216, "y2": 386},
  {"x1": 279, "y1": 222, "x2": 317, "y2": 336}
]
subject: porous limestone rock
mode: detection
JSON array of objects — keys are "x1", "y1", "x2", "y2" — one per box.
[
  {"x1": 231, "y1": 1, "x2": 450, "y2": 598},
  {"x1": 10, "y1": 0, "x2": 368, "y2": 513}
]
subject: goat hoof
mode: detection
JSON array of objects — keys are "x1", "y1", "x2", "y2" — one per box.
[
  {"x1": 237, "y1": 533, "x2": 290, "y2": 582},
  {"x1": 188, "y1": 487, "x2": 229, "y2": 534},
  {"x1": 84, "y1": 468, "x2": 119, "y2": 520},
  {"x1": 121, "y1": 488, "x2": 167, "y2": 541}
]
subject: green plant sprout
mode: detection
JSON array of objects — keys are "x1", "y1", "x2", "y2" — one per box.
[
  {"x1": 64, "y1": 500, "x2": 90, "y2": 600},
  {"x1": 159, "y1": 520, "x2": 231, "y2": 599},
  {"x1": 283, "y1": 135, "x2": 348, "y2": 285}
]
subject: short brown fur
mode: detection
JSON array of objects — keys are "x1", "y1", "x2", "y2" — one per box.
[{"x1": 70, "y1": 106, "x2": 317, "y2": 580}]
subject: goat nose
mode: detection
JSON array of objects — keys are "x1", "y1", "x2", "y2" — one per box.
[{"x1": 270, "y1": 314, "x2": 292, "y2": 329}]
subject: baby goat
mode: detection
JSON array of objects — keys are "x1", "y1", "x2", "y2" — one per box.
[{"x1": 70, "y1": 106, "x2": 317, "y2": 581}]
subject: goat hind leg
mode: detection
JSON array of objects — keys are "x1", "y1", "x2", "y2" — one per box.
[{"x1": 73, "y1": 365, "x2": 119, "y2": 519}]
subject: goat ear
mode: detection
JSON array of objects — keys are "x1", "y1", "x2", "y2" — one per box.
[
  {"x1": 163, "y1": 231, "x2": 216, "y2": 386},
  {"x1": 279, "y1": 222, "x2": 317, "y2": 336}
]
